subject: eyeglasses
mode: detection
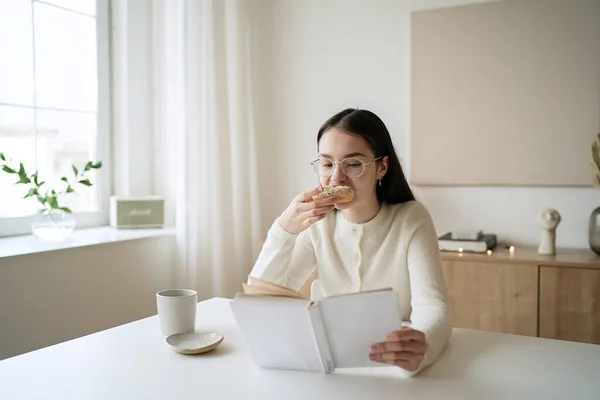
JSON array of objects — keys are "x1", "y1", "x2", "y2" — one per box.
[{"x1": 310, "y1": 156, "x2": 382, "y2": 178}]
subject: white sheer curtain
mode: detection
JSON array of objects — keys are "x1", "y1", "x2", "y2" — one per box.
[{"x1": 152, "y1": 0, "x2": 262, "y2": 298}]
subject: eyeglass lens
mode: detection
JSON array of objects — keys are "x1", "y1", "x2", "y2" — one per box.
[{"x1": 313, "y1": 158, "x2": 364, "y2": 178}]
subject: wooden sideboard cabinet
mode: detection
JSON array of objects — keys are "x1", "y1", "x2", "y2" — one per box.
[{"x1": 441, "y1": 247, "x2": 600, "y2": 344}]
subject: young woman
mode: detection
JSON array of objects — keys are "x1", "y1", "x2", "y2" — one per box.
[{"x1": 250, "y1": 108, "x2": 451, "y2": 376}]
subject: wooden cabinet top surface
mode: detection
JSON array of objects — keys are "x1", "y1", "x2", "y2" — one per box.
[{"x1": 440, "y1": 246, "x2": 600, "y2": 269}]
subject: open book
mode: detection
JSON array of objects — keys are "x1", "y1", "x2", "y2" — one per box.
[{"x1": 229, "y1": 277, "x2": 403, "y2": 373}]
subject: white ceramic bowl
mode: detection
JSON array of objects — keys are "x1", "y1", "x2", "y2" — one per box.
[{"x1": 165, "y1": 332, "x2": 224, "y2": 355}]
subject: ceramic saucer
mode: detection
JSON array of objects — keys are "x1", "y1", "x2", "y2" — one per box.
[{"x1": 165, "y1": 332, "x2": 224, "y2": 355}]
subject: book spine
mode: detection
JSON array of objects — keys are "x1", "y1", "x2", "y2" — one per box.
[{"x1": 307, "y1": 303, "x2": 335, "y2": 373}]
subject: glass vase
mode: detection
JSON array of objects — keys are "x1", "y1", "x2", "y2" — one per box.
[
  {"x1": 31, "y1": 210, "x2": 77, "y2": 242},
  {"x1": 590, "y1": 206, "x2": 600, "y2": 255}
]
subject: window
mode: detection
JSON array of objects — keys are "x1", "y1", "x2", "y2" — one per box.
[{"x1": 0, "y1": 0, "x2": 110, "y2": 237}]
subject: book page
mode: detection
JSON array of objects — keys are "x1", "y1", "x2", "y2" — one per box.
[
  {"x1": 242, "y1": 276, "x2": 305, "y2": 299},
  {"x1": 318, "y1": 290, "x2": 403, "y2": 369},
  {"x1": 229, "y1": 294, "x2": 323, "y2": 372}
]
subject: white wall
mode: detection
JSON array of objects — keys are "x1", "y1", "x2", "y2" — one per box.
[
  {"x1": 251, "y1": 0, "x2": 599, "y2": 248},
  {"x1": 0, "y1": 236, "x2": 175, "y2": 360}
]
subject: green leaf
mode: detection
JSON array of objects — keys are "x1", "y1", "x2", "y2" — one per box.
[
  {"x1": 79, "y1": 179, "x2": 92, "y2": 186},
  {"x1": 51, "y1": 189, "x2": 56, "y2": 195},
  {"x1": 61, "y1": 176, "x2": 68, "y2": 182},
  {"x1": 15, "y1": 163, "x2": 30, "y2": 184},
  {"x1": 37, "y1": 196, "x2": 46, "y2": 204},
  {"x1": 84, "y1": 161, "x2": 92, "y2": 172},
  {"x1": 72, "y1": 165, "x2": 78, "y2": 176},
  {"x1": 2, "y1": 165, "x2": 15, "y2": 174},
  {"x1": 24, "y1": 188, "x2": 38, "y2": 199},
  {"x1": 66, "y1": 185, "x2": 74, "y2": 193},
  {"x1": 0, "y1": 152, "x2": 5, "y2": 161},
  {"x1": 33, "y1": 172, "x2": 40, "y2": 186},
  {"x1": 38, "y1": 181, "x2": 45, "y2": 187},
  {"x1": 17, "y1": 174, "x2": 31, "y2": 184},
  {"x1": 59, "y1": 207, "x2": 73, "y2": 214},
  {"x1": 48, "y1": 196, "x2": 59, "y2": 209},
  {"x1": 91, "y1": 161, "x2": 102, "y2": 169}
]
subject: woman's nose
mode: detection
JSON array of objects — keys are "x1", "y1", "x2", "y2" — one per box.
[{"x1": 331, "y1": 163, "x2": 346, "y2": 182}]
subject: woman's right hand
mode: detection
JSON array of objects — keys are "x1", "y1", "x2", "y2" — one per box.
[{"x1": 278, "y1": 187, "x2": 338, "y2": 234}]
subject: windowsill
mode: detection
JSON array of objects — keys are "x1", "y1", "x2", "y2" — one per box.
[{"x1": 0, "y1": 226, "x2": 176, "y2": 260}]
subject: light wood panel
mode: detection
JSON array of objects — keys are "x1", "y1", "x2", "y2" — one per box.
[
  {"x1": 441, "y1": 260, "x2": 539, "y2": 336},
  {"x1": 539, "y1": 266, "x2": 600, "y2": 344},
  {"x1": 410, "y1": 0, "x2": 600, "y2": 186}
]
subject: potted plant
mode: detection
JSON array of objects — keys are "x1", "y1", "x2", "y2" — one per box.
[{"x1": 0, "y1": 152, "x2": 102, "y2": 241}]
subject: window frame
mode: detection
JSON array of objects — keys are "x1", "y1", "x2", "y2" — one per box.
[{"x1": 0, "y1": 0, "x2": 112, "y2": 238}]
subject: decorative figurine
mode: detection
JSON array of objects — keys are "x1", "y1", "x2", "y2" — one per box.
[{"x1": 535, "y1": 208, "x2": 561, "y2": 255}]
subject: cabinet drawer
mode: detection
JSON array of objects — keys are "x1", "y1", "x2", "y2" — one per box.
[
  {"x1": 442, "y1": 260, "x2": 538, "y2": 336},
  {"x1": 539, "y1": 266, "x2": 600, "y2": 344}
]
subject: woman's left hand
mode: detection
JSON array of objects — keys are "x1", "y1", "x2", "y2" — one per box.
[{"x1": 369, "y1": 328, "x2": 428, "y2": 371}]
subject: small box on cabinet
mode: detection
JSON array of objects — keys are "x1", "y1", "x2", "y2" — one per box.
[{"x1": 109, "y1": 196, "x2": 165, "y2": 229}]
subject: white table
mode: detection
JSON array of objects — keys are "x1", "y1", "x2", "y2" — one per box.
[{"x1": 1, "y1": 298, "x2": 599, "y2": 399}]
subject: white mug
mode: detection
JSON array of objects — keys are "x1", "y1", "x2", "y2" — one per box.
[{"x1": 156, "y1": 289, "x2": 197, "y2": 336}]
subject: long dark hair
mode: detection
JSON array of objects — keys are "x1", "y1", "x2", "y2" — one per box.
[{"x1": 317, "y1": 108, "x2": 415, "y2": 204}]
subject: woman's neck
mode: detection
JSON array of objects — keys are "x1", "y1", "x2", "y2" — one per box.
[{"x1": 341, "y1": 199, "x2": 382, "y2": 224}]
